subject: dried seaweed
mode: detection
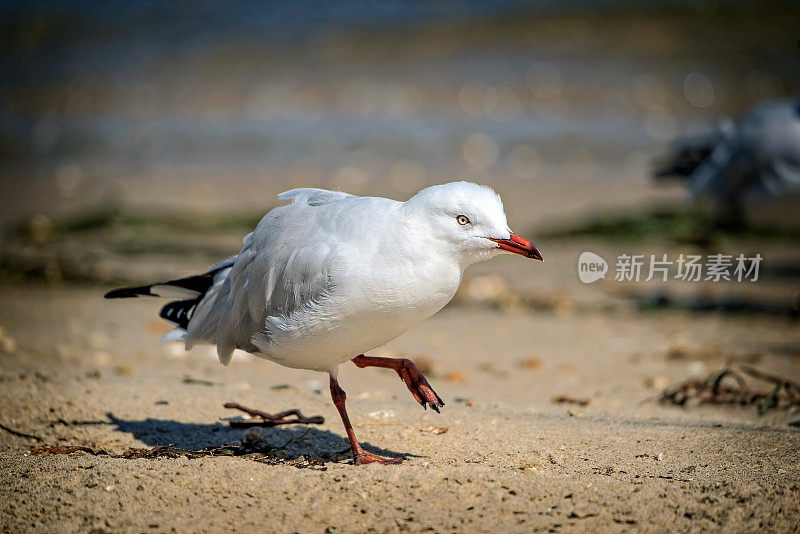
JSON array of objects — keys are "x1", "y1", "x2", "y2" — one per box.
[
  {"x1": 28, "y1": 444, "x2": 327, "y2": 470},
  {"x1": 660, "y1": 365, "x2": 800, "y2": 414},
  {"x1": 25, "y1": 403, "x2": 328, "y2": 469}
]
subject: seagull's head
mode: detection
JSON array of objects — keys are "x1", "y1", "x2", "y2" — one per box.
[{"x1": 405, "y1": 181, "x2": 542, "y2": 266}]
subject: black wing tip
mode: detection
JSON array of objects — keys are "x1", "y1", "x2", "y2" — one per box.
[{"x1": 104, "y1": 287, "x2": 152, "y2": 299}]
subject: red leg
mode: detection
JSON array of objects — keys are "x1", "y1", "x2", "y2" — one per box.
[
  {"x1": 352, "y1": 355, "x2": 445, "y2": 412},
  {"x1": 329, "y1": 375, "x2": 401, "y2": 465}
]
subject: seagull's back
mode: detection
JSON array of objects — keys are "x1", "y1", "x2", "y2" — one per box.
[{"x1": 186, "y1": 188, "x2": 462, "y2": 372}]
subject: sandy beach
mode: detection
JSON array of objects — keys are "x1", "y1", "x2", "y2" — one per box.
[{"x1": 1, "y1": 222, "x2": 799, "y2": 531}]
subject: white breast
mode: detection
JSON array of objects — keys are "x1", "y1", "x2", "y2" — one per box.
[{"x1": 252, "y1": 247, "x2": 463, "y2": 372}]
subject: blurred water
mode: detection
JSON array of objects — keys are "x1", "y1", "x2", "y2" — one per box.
[{"x1": 1, "y1": 0, "x2": 798, "y2": 211}]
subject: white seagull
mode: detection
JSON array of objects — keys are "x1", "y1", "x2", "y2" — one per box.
[{"x1": 105, "y1": 182, "x2": 542, "y2": 464}]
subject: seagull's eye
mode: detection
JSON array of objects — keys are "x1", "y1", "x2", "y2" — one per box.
[{"x1": 456, "y1": 215, "x2": 470, "y2": 225}]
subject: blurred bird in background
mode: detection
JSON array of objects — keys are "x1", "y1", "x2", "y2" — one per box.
[{"x1": 654, "y1": 98, "x2": 800, "y2": 226}]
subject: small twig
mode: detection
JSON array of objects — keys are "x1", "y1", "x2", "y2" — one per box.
[
  {"x1": 222, "y1": 402, "x2": 324, "y2": 426},
  {"x1": 0, "y1": 422, "x2": 43, "y2": 442}
]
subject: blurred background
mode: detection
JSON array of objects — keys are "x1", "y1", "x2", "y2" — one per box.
[
  {"x1": 2, "y1": 0, "x2": 799, "y2": 299},
  {"x1": 2, "y1": 0, "x2": 798, "y2": 213}
]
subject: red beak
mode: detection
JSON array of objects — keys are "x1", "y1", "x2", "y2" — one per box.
[{"x1": 488, "y1": 233, "x2": 543, "y2": 260}]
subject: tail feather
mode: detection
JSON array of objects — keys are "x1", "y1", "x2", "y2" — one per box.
[
  {"x1": 159, "y1": 299, "x2": 197, "y2": 329},
  {"x1": 104, "y1": 273, "x2": 214, "y2": 299},
  {"x1": 104, "y1": 257, "x2": 235, "y2": 331},
  {"x1": 162, "y1": 328, "x2": 188, "y2": 343}
]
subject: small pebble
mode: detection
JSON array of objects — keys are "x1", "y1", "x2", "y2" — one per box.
[
  {"x1": 1, "y1": 336, "x2": 17, "y2": 354},
  {"x1": 114, "y1": 364, "x2": 132, "y2": 376},
  {"x1": 93, "y1": 351, "x2": 111, "y2": 367},
  {"x1": 688, "y1": 361, "x2": 706, "y2": 376},
  {"x1": 518, "y1": 357, "x2": 542, "y2": 370},
  {"x1": 367, "y1": 409, "x2": 395, "y2": 420},
  {"x1": 646, "y1": 376, "x2": 670, "y2": 390},
  {"x1": 27, "y1": 214, "x2": 52, "y2": 243},
  {"x1": 442, "y1": 371, "x2": 466, "y2": 383}
]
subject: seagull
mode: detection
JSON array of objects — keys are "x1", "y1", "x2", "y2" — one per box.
[
  {"x1": 105, "y1": 182, "x2": 542, "y2": 464},
  {"x1": 654, "y1": 97, "x2": 800, "y2": 220}
]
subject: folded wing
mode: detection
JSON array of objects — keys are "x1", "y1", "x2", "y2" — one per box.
[{"x1": 186, "y1": 188, "x2": 351, "y2": 364}]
